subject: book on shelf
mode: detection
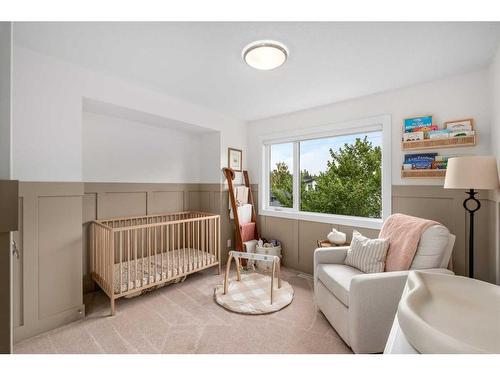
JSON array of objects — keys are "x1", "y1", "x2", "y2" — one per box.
[{"x1": 404, "y1": 153, "x2": 438, "y2": 169}]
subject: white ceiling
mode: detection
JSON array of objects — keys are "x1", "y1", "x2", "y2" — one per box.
[{"x1": 14, "y1": 22, "x2": 500, "y2": 121}]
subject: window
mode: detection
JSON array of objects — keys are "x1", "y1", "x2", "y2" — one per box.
[
  {"x1": 261, "y1": 116, "x2": 391, "y2": 229},
  {"x1": 269, "y1": 143, "x2": 294, "y2": 208}
]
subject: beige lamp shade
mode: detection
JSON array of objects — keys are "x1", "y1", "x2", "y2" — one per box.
[{"x1": 444, "y1": 156, "x2": 499, "y2": 190}]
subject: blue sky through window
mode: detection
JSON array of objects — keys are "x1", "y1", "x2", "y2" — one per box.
[
  {"x1": 270, "y1": 131, "x2": 382, "y2": 176},
  {"x1": 270, "y1": 142, "x2": 293, "y2": 172}
]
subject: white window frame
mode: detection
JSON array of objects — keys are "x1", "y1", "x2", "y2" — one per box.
[{"x1": 259, "y1": 115, "x2": 391, "y2": 230}]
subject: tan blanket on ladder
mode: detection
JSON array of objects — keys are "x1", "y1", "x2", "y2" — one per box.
[{"x1": 380, "y1": 213, "x2": 440, "y2": 271}]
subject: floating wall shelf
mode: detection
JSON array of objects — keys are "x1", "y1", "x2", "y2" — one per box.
[
  {"x1": 401, "y1": 169, "x2": 446, "y2": 179},
  {"x1": 401, "y1": 135, "x2": 476, "y2": 151}
]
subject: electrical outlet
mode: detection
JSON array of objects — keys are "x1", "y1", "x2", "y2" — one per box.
[{"x1": 227, "y1": 239, "x2": 232, "y2": 248}]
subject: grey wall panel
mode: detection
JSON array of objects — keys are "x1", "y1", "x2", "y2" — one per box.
[
  {"x1": 261, "y1": 216, "x2": 299, "y2": 271},
  {"x1": 82, "y1": 193, "x2": 97, "y2": 292},
  {"x1": 297, "y1": 220, "x2": 333, "y2": 274},
  {"x1": 188, "y1": 191, "x2": 200, "y2": 210},
  {"x1": 82, "y1": 193, "x2": 97, "y2": 222},
  {"x1": 14, "y1": 182, "x2": 84, "y2": 343},
  {"x1": 149, "y1": 191, "x2": 184, "y2": 213},
  {"x1": 100, "y1": 192, "x2": 147, "y2": 219},
  {"x1": 199, "y1": 192, "x2": 211, "y2": 212},
  {"x1": 38, "y1": 196, "x2": 83, "y2": 319}
]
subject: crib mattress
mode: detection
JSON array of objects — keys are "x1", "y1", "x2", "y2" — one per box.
[{"x1": 113, "y1": 249, "x2": 216, "y2": 294}]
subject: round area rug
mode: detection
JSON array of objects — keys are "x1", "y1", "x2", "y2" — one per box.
[{"x1": 214, "y1": 272, "x2": 294, "y2": 314}]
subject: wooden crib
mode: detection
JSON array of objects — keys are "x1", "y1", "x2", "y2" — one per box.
[{"x1": 90, "y1": 211, "x2": 221, "y2": 315}]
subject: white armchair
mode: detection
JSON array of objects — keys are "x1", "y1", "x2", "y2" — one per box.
[{"x1": 314, "y1": 224, "x2": 455, "y2": 354}]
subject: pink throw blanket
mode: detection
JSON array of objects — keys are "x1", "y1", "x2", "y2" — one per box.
[
  {"x1": 240, "y1": 222, "x2": 256, "y2": 242},
  {"x1": 380, "y1": 213, "x2": 440, "y2": 271}
]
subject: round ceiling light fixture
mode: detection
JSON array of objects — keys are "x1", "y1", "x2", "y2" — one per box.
[{"x1": 242, "y1": 40, "x2": 289, "y2": 70}]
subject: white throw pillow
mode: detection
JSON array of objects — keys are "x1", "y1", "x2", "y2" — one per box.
[
  {"x1": 345, "y1": 230, "x2": 389, "y2": 273},
  {"x1": 410, "y1": 225, "x2": 451, "y2": 270}
]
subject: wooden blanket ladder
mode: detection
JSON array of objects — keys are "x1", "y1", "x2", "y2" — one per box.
[{"x1": 222, "y1": 168, "x2": 259, "y2": 253}]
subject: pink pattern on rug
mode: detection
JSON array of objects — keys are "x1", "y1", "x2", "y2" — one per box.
[{"x1": 380, "y1": 213, "x2": 440, "y2": 271}]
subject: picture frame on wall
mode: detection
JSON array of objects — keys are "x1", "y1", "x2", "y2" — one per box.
[
  {"x1": 228, "y1": 148, "x2": 242, "y2": 171},
  {"x1": 444, "y1": 118, "x2": 474, "y2": 132}
]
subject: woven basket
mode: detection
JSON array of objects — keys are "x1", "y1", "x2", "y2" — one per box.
[{"x1": 255, "y1": 244, "x2": 282, "y2": 272}]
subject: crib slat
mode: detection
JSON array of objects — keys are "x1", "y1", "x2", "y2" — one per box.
[
  {"x1": 160, "y1": 224, "x2": 164, "y2": 281},
  {"x1": 95, "y1": 226, "x2": 99, "y2": 283},
  {"x1": 218, "y1": 217, "x2": 221, "y2": 266},
  {"x1": 206, "y1": 218, "x2": 209, "y2": 267},
  {"x1": 177, "y1": 222, "x2": 180, "y2": 276},
  {"x1": 206, "y1": 219, "x2": 209, "y2": 266},
  {"x1": 197, "y1": 219, "x2": 200, "y2": 269},
  {"x1": 102, "y1": 228, "x2": 105, "y2": 291},
  {"x1": 209, "y1": 218, "x2": 213, "y2": 264},
  {"x1": 134, "y1": 228, "x2": 138, "y2": 290},
  {"x1": 188, "y1": 221, "x2": 191, "y2": 271},
  {"x1": 119, "y1": 231, "x2": 123, "y2": 294},
  {"x1": 103, "y1": 230, "x2": 106, "y2": 294},
  {"x1": 98, "y1": 226, "x2": 101, "y2": 281},
  {"x1": 214, "y1": 218, "x2": 217, "y2": 265},
  {"x1": 103, "y1": 229, "x2": 106, "y2": 292},
  {"x1": 147, "y1": 227, "x2": 151, "y2": 285},
  {"x1": 127, "y1": 230, "x2": 131, "y2": 292},
  {"x1": 100, "y1": 228, "x2": 103, "y2": 289},
  {"x1": 99, "y1": 228, "x2": 106, "y2": 288},
  {"x1": 90, "y1": 224, "x2": 95, "y2": 277},
  {"x1": 110, "y1": 230, "x2": 115, "y2": 299},
  {"x1": 212, "y1": 218, "x2": 215, "y2": 264},
  {"x1": 209, "y1": 218, "x2": 212, "y2": 265},
  {"x1": 203, "y1": 219, "x2": 207, "y2": 267},
  {"x1": 102, "y1": 228, "x2": 105, "y2": 290},
  {"x1": 183, "y1": 222, "x2": 186, "y2": 274},
  {"x1": 108, "y1": 231, "x2": 111, "y2": 294},
  {"x1": 97, "y1": 225, "x2": 101, "y2": 287},
  {"x1": 201, "y1": 217, "x2": 204, "y2": 267},
  {"x1": 109, "y1": 229, "x2": 112, "y2": 293},
  {"x1": 153, "y1": 226, "x2": 156, "y2": 282},
  {"x1": 173, "y1": 223, "x2": 176, "y2": 276},
  {"x1": 142, "y1": 228, "x2": 145, "y2": 287},
  {"x1": 167, "y1": 224, "x2": 170, "y2": 278}
]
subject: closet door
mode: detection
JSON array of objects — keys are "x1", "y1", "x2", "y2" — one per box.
[{"x1": 13, "y1": 182, "x2": 85, "y2": 343}]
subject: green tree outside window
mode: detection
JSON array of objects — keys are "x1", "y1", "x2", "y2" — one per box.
[{"x1": 269, "y1": 136, "x2": 381, "y2": 218}]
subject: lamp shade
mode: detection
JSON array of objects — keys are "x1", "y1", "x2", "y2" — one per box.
[{"x1": 444, "y1": 156, "x2": 499, "y2": 190}]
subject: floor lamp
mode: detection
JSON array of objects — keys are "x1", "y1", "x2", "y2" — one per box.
[{"x1": 444, "y1": 156, "x2": 499, "y2": 278}]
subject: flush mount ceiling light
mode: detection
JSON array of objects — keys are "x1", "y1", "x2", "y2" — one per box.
[{"x1": 242, "y1": 40, "x2": 289, "y2": 70}]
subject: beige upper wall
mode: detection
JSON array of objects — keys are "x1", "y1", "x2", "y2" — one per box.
[{"x1": 247, "y1": 69, "x2": 492, "y2": 186}]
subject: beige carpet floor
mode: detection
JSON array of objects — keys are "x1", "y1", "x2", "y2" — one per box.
[{"x1": 14, "y1": 267, "x2": 352, "y2": 354}]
